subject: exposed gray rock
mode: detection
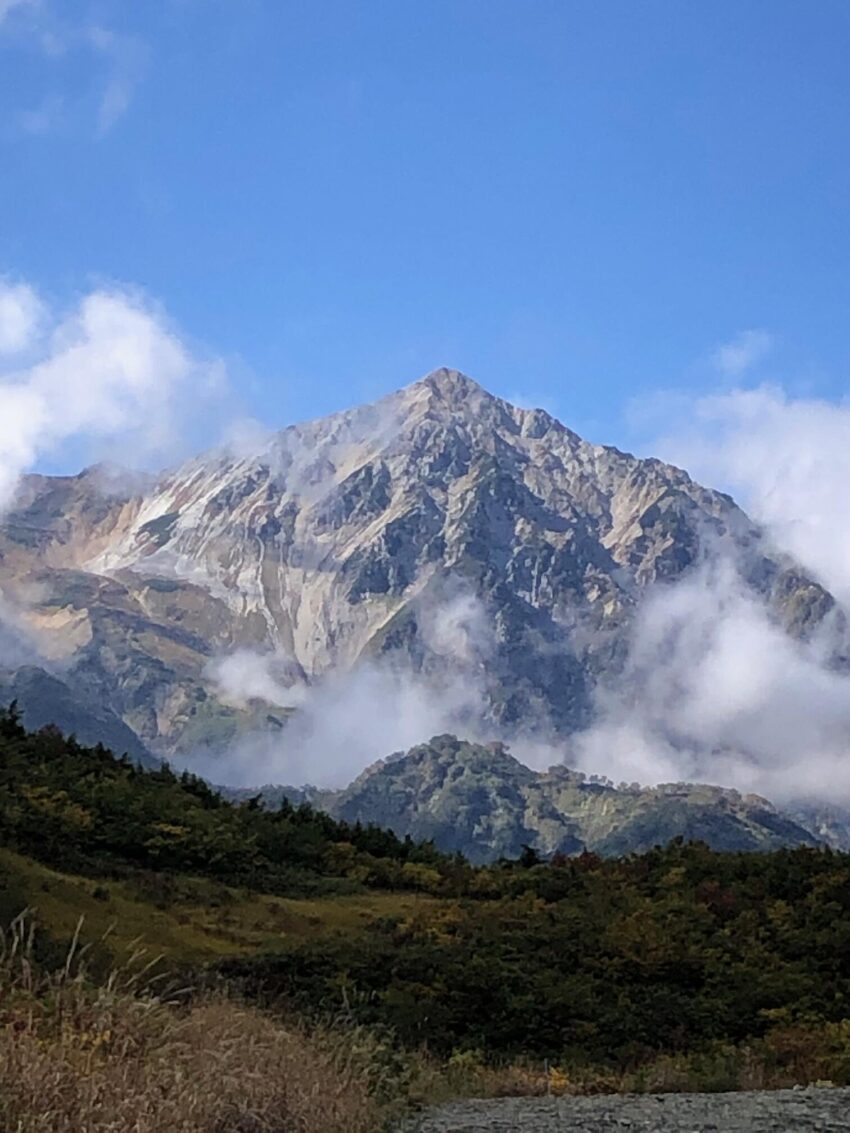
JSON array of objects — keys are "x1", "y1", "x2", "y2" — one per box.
[
  {"x1": 400, "y1": 1088, "x2": 850, "y2": 1132},
  {"x1": 0, "y1": 370, "x2": 834, "y2": 764}
]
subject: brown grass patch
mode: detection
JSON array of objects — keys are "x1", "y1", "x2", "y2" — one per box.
[{"x1": 0, "y1": 915, "x2": 385, "y2": 1132}]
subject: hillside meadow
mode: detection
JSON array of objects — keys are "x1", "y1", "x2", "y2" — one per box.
[{"x1": 3, "y1": 706, "x2": 850, "y2": 1129}]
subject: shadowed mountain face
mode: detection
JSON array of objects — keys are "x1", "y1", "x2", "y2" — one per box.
[
  {"x1": 239, "y1": 735, "x2": 825, "y2": 863},
  {"x1": 0, "y1": 369, "x2": 835, "y2": 763},
  {"x1": 0, "y1": 665, "x2": 157, "y2": 768}
]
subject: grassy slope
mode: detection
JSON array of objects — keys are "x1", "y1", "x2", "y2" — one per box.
[{"x1": 0, "y1": 847, "x2": 437, "y2": 965}]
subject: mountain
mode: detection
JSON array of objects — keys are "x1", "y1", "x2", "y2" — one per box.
[
  {"x1": 785, "y1": 800, "x2": 850, "y2": 852},
  {"x1": 0, "y1": 665, "x2": 157, "y2": 768},
  {"x1": 245, "y1": 735, "x2": 823, "y2": 863},
  {"x1": 0, "y1": 368, "x2": 834, "y2": 765}
]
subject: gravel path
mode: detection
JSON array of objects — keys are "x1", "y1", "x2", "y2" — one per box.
[{"x1": 400, "y1": 1087, "x2": 850, "y2": 1131}]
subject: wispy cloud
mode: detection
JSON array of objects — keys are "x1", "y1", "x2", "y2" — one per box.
[
  {"x1": 653, "y1": 384, "x2": 850, "y2": 605},
  {"x1": 581, "y1": 365, "x2": 850, "y2": 804},
  {"x1": 575, "y1": 557, "x2": 850, "y2": 804},
  {"x1": 16, "y1": 94, "x2": 63, "y2": 136},
  {"x1": 88, "y1": 25, "x2": 147, "y2": 137},
  {"x1": 713, "y1": 329, "x2": 773, "y2": 377},
  {"x1": 199, "y1": 585, "x2": 496, "y2": 788},
  {"x1": 3, "y1": 4, "x2": 147, "y2": 137},
  {"x1": 0, "y1": 279, "x2": 44, "y2": 354}
]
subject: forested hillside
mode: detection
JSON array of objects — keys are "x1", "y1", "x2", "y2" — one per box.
[
  {"x1": 224, "y1": 838, "x2": 850, "y2": 1077},
  {"x1": 2, "y1": 711, "x2": 850, "y2": 1100},
  {"x1": 295, "y1": 735, "x2": 823, "y2": 861},
  {"x1": 0, "y1": 705, "x2": 456, "y2": 900}
]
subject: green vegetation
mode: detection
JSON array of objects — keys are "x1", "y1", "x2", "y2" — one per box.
[
  {"x1": 0, "y1": 847, "x2": 438, "y2": 966},
  {"x1": 0, "y1": 703, "x2": 459, "y2": 900},
  {"x1": 3, "y1": 706, "x2": 850, "y2": 1109},
  {"x1": 225, "y1": 839, "x2": 850, "y2": 1082},
  {"x1": 313, "y1": 735, "x2": 823, "y2": 862}
]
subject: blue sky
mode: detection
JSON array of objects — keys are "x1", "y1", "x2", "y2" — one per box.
[{"x1": 2, "y1": 0, "x2": 850, "y2": 450}]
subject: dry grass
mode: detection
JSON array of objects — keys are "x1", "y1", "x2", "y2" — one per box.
[
  {"x1": 0, "y1": 914, "x2": 386, "y2": 1133},
  {"x1": 6, "y1": 907, "x2": 848, "y2": 1132}
]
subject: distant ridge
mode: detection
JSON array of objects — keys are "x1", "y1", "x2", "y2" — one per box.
[{"x1": 231, "y1": 734, "x2": 826, "y2": 863}]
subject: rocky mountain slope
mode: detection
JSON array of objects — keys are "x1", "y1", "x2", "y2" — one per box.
[
  {"x1": 242, "y1": 735, "x2": 824, "y2": 863},
  {"x1": 0, "y1": 665, "x2": 156, "y2": 767},
  {"x1": 0, "y1": 369, "x2": 834, "y2": 765}
]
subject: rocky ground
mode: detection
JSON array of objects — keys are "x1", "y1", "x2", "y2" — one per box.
[{"x1": 400, "y1": 1087, "x2": 850, "y2": 1131}]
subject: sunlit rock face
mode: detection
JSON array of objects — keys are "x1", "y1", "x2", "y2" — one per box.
[{"x1": 0, "y1": 368, "x2": 832, "y2": 760}]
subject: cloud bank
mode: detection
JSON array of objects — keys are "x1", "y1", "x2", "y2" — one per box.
[
  {"x1": 0, "y1": 280, "x2": 43, "y2": 354},
  {"x1": 0, "y1": 277, "x2": 224, "y2": 513},
  {"x1": 654, "y1": 384, "x2": 850, "y2": 606},
  {"x1": 581, "y1": 345, "x2": 850, "y2": 804},
  {"x1": 573, "y1": 558, "x2": 850, "y2": 803},
  {"x1": 712, "y1": 329, "x2": 773, "y2": 378},
  {"x1": 201, "y1": 655, "x2": 493, "y2": 790}
]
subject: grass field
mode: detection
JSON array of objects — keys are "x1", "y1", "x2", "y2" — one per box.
[{"x1": 0, "y1": 847, "x2": 439, "y2": 965}]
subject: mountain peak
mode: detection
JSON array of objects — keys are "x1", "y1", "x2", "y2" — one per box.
[
  {"x1": 413, "y1": 367, "x2": 486, "y2": 396},
  {"x1": 2, "y1": 362, "x2": 835, "y2": 798},
  {"x1": 396, "y1": 368, "x2": 527, "y2": 433}
]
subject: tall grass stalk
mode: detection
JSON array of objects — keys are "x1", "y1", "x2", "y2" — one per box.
[{"x1": 0, "y1": 913, "x2": 385, "y2": 1132}]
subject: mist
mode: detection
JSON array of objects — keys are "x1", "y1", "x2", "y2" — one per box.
[
  {"x1": 2, "y1": 281, "x2": 849, "y2": 807},
  {"x1": 194, "y1": 656, "x2": 491, "y2": 789},
  {"x1": 195, "y1": 380, "x2": 850, "y2": 805},
  {"x1": 578, "y1": 379, "x2": 850, "y2": 804},
  {"x1": 573, "y1": 557, "x2": 850, "y2": 803},
  {"x1": 195, "y1": 587, "x2": 496, "y2": 788},
  {"x1": 653, "y1": 384, "x2": 850, "y2": 605}
]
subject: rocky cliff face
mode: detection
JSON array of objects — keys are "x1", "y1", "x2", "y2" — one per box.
[{"x1": 0, "y1": 369, "x2": 835, "y2": 762}]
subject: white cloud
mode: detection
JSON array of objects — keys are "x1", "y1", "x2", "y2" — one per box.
[
  {"x1": 598, "y1": 372, "x2": 850, "y2": 804},
  {"x1": 418, "y1": 587, "x2": 494, "y2": 666},
  {"x1": 197, "y1": 558, "x2": 850, "y2": 804},
  {"x1": 221, "y1": 416, "x2": 274, "y2": 461},
  {"x1": 0, "y1": 280, "x2": 44, "y2": 354},
  {"x1": 0, "y1": 279, "x2": 225, "y2": 512},
  {"x1": 713, "y1": 329, "x2": 773, "y2": 377},
  {"x1": 194, "y1": 652, "x2": 494, "y2": 789},
  {"x1": 574, "y1": 558, "x2": 850, "y2": 803},
  {"x1": 654, "y1": 384, "x2": 850, "y2": 605},
  {"x1": 207, "y1": 649, "x2": 306, "y2": 710},
  {"x1": 198, "y1": 589, "x2": 496, "y2": 788}
]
